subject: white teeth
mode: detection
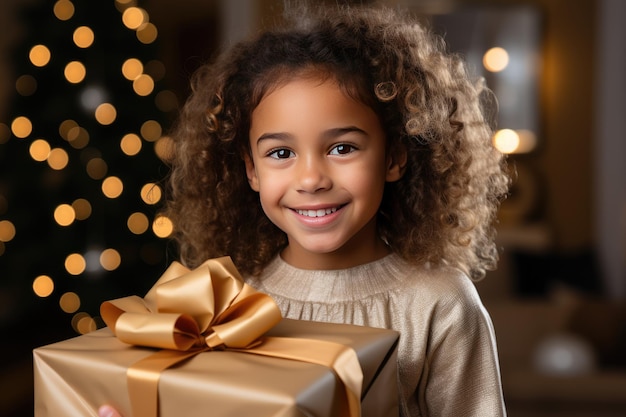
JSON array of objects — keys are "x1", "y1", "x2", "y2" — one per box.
[{"x1": 297, "y1": 207, "x2": 338, "y2": 217}]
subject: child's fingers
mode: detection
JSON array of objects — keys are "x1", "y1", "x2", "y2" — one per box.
[{"x1": 98, "y1": 404, "x2": 123, "y2": 417}]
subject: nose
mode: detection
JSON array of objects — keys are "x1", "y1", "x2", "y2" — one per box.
[{"x1": 295, "y1": 154, "x2": 332, "y2": 193}]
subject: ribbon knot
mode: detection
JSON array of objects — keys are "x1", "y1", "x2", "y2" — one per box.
[{"x1": 100, "y1": 256, "x2": 282, "y2": 352}]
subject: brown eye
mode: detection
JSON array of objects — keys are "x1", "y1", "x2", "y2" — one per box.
[
  {"x1": 330, "y1": 144, "x2": 355, "y2": 155},
  {"x1": 268, "y1": 148, "x2": 293, "y2": 159}
]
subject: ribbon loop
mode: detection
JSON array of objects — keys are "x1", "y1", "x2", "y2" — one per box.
[{"x1": 100, "y1": 256, "x2": 282, "y2": 351}]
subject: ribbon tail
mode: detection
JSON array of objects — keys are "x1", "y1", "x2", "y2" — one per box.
[
  {"x1": 238, "y1": 336, "x2": 363, "y2": 417},
  {"x1": 126, "y1": 349, "x2": 204, "y2": 417}
]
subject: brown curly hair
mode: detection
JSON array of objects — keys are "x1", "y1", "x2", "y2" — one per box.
[{"x1": 161, "y1": 3, "x2": 510, "y2": 280}]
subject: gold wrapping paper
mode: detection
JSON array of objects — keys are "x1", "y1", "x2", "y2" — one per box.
[{"x1": 34, "y1": 318, "x2": 399, "y2": 417}]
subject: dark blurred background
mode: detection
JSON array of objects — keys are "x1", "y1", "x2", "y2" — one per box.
[{"x1": 0, "y1": 0, "x2": 624, "y2": 416}]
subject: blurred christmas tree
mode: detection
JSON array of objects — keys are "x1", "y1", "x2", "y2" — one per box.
[{"x1": 0, "y1": 0, "x2": 179, "y2": 342}]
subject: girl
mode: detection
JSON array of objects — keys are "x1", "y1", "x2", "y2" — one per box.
[{"x1": 100, "y1": 2, "x2": 510, "y2": 416}]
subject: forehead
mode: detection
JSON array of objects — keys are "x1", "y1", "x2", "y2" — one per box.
[{"x1": 249, "y1": 77, "x2": 383, "y2": 141}]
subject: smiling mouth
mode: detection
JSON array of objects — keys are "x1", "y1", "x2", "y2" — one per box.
[{"x1": 295, "y1": 207, "x2": 340, "y2": 218}]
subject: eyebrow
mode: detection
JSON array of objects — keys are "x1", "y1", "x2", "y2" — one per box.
[{"x1": 254, "y1": 126, "x2": 367, "y2": 144}]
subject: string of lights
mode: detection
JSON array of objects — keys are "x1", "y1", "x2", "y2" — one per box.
[{"x1": 0, "y1": 0, "x2": 178, "y2": 337}]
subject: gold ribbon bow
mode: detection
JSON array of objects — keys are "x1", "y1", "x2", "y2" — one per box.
[{"x1": 101, "y1": 256, "x2": 363, "y2": 417}]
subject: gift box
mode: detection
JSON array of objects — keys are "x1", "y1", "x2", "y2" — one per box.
[
  {"x1": 34, "y1": 319, "x2": 399, "y2": 417},
  {"x1": 34, "y1": 257, "x2": 399, "y2": 417}
]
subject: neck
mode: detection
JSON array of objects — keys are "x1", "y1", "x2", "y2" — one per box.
[{"x1": 280, "y1": 221, "x2": 391, "y2": 270}]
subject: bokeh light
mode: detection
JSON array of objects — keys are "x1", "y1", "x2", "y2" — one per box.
[
  {"x1": 53, "y1": 0, "x2": 75, "y2": 20},
  {"x1": 0, "y1": 220, "x2": 16, "y2": 242},
  {"x1": 95, "y1": 103, "x2": 117, "y2": 125},
  {"x1": 16, "y1": 74, "x2": 37, "y2": 96},
  {"x1": 11, "y1": 116, "x2": 32, "y2": 138},
  {"x1": 65, "y1": 253, "x2": 86, "y2": 275},
  {"x1": 483, "y1": 47, "x2": 510, "y2": 73},
  {"x1": 122, "y1": 7, "x2": 148, "y2": 30},
  {"x1": 33, "y1": 275, "x2": 54, "y2": 298},
  {"x1": 72, "y1": 312, "x2": 96, "y2": 334},
  {"x1": 29, "y1": 139, "x2": 51, "y2": 161},
  {"x1": 152, "y1": 215, "x2": 173, "y2": 238},
  {"x1": 72, "y1": 198, "x2": 92, "y2": 220},
  {"x1": 64, "y1": 61, "x2": 87, "y2": 83},
  {"x1": 73, "y1": 26, "x2": 95, "y2": 48},
  {"x1": 66, "y1": 126, "x2": 90, "y2": 149},
  {"x1": 140, "y1": 119, "x2": 161, "y2": 141},
  {"x1": 122, "y1": 58, "x2": 143, "y2": 80},
  {"x1": 100, "y1": 248, "x2": 122, "y2": 271},
  {"x1": 127, "y1": 212, "x2": 149, "y2": 234},
  {"x1": 54, "y1": 203, "x2": 76, "y2": 226},
  {"x1": 85, "y1": 157, "x2": 108, "y2": 179},
  {"x1": 102, "y1": 176, "x2": 123, "y2": 198},
  {"x1": 133, "y1": 74, "x2": 154, "y2": 96},
  {"x1": 120, "y1": 133, "x2": 142, "y2": 155},
  {"x1": 75, "y1": 314, "x2": 97, "y2": 334},
  {"x1": 140, "y1": 183, "x2": 161, "y2": 205},
  {"x1": 60, "y1": 292, "x2": 81, "y2": 313},
  {"x1": 47, "y1": 147, "x2": 69, "y2": 170},
  {"x1": 136, "y1": 22, "x2": 158, "y2": 44},
  {"x1": 154, "y1": 136, "x2": 174, "y2": 162},
  {"x1": 29, "y1": 44, "x2": 51, "y2": 67}
]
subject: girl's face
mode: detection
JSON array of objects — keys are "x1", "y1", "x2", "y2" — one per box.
[{"x1": 245, "y1": 77, "x2": 404, "y2": 269}]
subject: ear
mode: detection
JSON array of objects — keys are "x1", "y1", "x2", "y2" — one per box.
[
  {"x1": 244, "y1": 154, "x2": 260, "y2": 191},
  {"x1": 386, "y1": 144, "x2": 407, "y2": 182}
]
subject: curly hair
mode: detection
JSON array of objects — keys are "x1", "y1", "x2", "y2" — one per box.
[{"x1": 161, "y1": 3, "x2": 510, "y2": 280}]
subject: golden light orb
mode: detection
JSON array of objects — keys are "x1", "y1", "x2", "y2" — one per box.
[
  {"x1": 29, "y1": 45, "x2": 51, "y2": 67},
  {"x1": 100, "y1": 248, "x2": 122, "y2": 271},
  {"x1": 66, "y1": 126, "x2": 89, "y2": 149},
  {"x1": 76, "y1": 315, "x2": 97, "y2": 334},
  {"x1": 54, "y1": 203, "x2": 76, "y2": 226},
  {"x1": 120, "y1": 133, "x2": 142, "y2": 156},
  {"x1": 102, "y1": 176, "x2": 124, "y2": 198},
  {"x1": 152, "y1": 215, "x2": 173, "y2": 238},
  {"x1": 154, "y1": 136, "x2": 174, "y2": 163},
  {"x1": 86, "y1": 157, "x2": 108, "y2": 179},
  {"x1": 60, "y1": 292, "x2": 81, "y2": 313},
  {"x1": 72, "y1": 198, "x2": 92, "y2": 220},
  {"x1": 140, "y1": 119, "x2": 161, "y2": 142},
  {"x1": 59, "y1": 119, "x2": 78, "y2": 139},
  {"x1": 73, "y1": 26, "x2": 94, "y2": 48},
  {"x1": 47, "y1": 148, "x2": 69, "y2": 170},
  {"x1": 53, "y1": 0, "x2": 75, "y2": 21},
  {"x1": 132, "y1": 74, "x2": 154, "y2": 96},
  {"x1": 0, "y1": 220, "x2": 16, "y2": 242},
  {"x1": 122, "y1": 7, "x2": 147, "y2": 30},
  {"x1": 127, "y1": 212, "x2": 149, "y2": 234},
  {"x1": 136, "y1": 22, "x2": 158, "y2": 44},
  {"x1": 483, "y1": 47, "x2": 510, "y2": 73},
  {"x1": 140, "y1": 183, "x2": 161, "y2": 205},
  {"x1": 11, "y1": 116, "x2": 32, "y2": 138},
  {"x1": 29, "y1": 139, "x2": 51, "y2": 161},
  {"x1": 121, "y1": 58, "x2": 143, "y2": 80},
  {"x1": 33, "y1": 275, "x2": 54, "y2": 297},
  {"x1": 65, "y1": 253, "x2": 86, "y2": 275},
  {"x1": 493, "y1": 129, "x2": 520, "y2": 154},
  {"x1": 95, "y1": 103, "x2": 117, "y2": 125},
  {"x1": 64, "y1": 61, "x2": 87, "y2": 83}
]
